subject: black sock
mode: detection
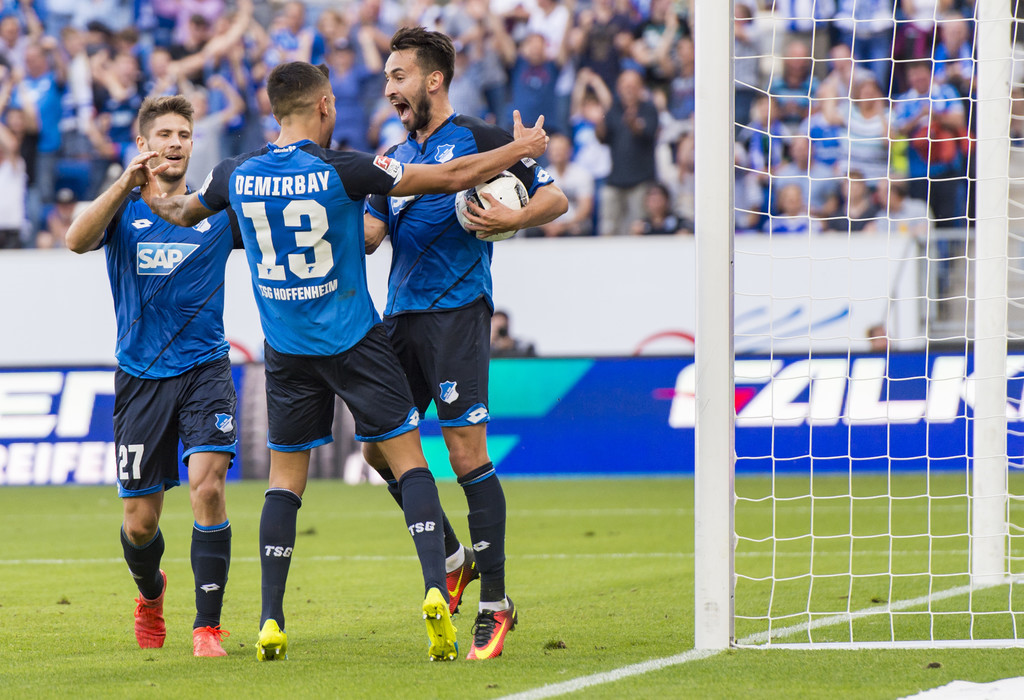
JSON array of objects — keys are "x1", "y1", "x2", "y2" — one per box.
[
  {"x1": 387, "y1": 478, "x2": 462, "y2": 559},
  {"x1": 260, "y1": 488, "x2": 302, "y2": 630},
  {"x1": 121, "y1": 527, "x2": 165, "y2": 600},
  {"x1": 398, "y1": 468, "x2": 447, "y2": 597},
  {"x1": 459, "y1": 463, "x2": 506, "y2": 603},
  {"x1": 192, "y1": 521, "x2": 231, "y2": 629}
]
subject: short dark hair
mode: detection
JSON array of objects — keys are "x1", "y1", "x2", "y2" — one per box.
[
  {"x1": 390, "y1": 26, "x2": 455, "y2": 90},
  {"x1": 137, "y1": 95, "x2": 193, "y2": 139},
  {"x1": 266, "y1": 62, "x2": 331, "y2": 120}
]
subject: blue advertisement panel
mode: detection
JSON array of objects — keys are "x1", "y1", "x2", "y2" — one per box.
[
  {"x1": 0, "y1": 366, "x2": 245, "y2": 486},
  {"x1": 414, "y1": 353, "x2": 1024, "y2": 477}
]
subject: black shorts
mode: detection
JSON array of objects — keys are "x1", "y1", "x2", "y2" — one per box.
[
  {"x1": 113, "y1": 355, "x2": 237, "y2": 498},
  {"x1": 264, "y1": 324, "x2": 420, "y2": 450},
  {"x1": 384, "y1": 298, "x2": 491, "y2": 427}
]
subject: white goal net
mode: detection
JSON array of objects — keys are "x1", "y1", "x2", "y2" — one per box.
[{"x1": 695, "y1": 0, "x2": 1024, "y2": 649}]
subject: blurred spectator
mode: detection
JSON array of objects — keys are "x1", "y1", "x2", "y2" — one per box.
[
  {"x1": 769, "y1": 0, "x2": 836, "y2": 71},
  {"x1": 0, "y1": 4, "x2": 43, "y2": 72},
  {"x1": 0, "y1": 105, "x2": 26, "y2": 248},
  {"x1": 771, "y1": 134, "x2": 840, "y2": 218},
  {"x1": 733, "y1": 3, "x2": 762, "y2": 127},
  {"x1": 491, "y1": 310, "x2": 536, "y2": 358},
  {"x1": 877, "y1": 180, "x2": 930, "y2": 237},
  {"x1": 761, "y1": 182, "x2": 821, "y2": 234},
  {"x1": 666, "y1": 35, "x2": 694, "y2": 126},
  {"x1": 632, "y1": 0, "x2": 686, "y2": 89},
  {"x1": 893, "y1": 0, "x2": 938, "y2": 89},
  {"x1": 866, "y1": 322, "x2": 889, "y2": 352},
  {"x1": 891, "y1": 59, "x2": 968, "y2": 227},
  {"x1": 568, "y1": 68, "x2": 613, "y2": 181},
  {"x1": 93, "y1": 50, "x2": 144, "y2": 167},
  {"x1": 824, "y1": 174, "x2": 881, "y2": 233},
  {"x1": 815, "y1": 43, "x2": 875, "y2": 102},
  {"x1": 568, "y1": 0, "x2": 634, "y2": 92},
  {"x1": 13, "y1": 41, "x2": 61, "y2": 222},
  {"x1": 493, "y1": 22, "x2": 564, "y2": 133},
  {"x1": 768, "y1": 38, "x2": 812, "y2": 129},
  {"x1": 37, "y1": 185, "x2": 76, "y2": 248},
  {"x1": 596, "y1": 68, "x2": 658, "y2": 235},
  {"x1": 185, "y1": 75, "x2": 245, "y2": 190},
  {"x1": 168, "y1": 0, "x2": 226, "y2": 47},
  {"x1": 523, "y1": 132, "x2": 594, "y2": 237},
  {"x1": 630, "y1": 181, "x2": 690, "y2": 235},
  {"x1": 846, "y1": 78, "x2": 892, "y2": 179},
  {"x1": 327, "y1": 32, "x2": 381, "y2": 152},
  {"x1": 264, "y1": 0, "x2": 314, "y2": 68},
  {"x1": 833, "y1": 0, "x2": 896, "y2": 89},
  {"x1": 666, "y1": 132, "x2": 695, "y2": 227},
  {"x1": 932, "y1": 12, "x2": 974, "y2": 98}
]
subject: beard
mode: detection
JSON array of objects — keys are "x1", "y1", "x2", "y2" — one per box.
[{"x1": 405, "y1": 89, "x2": 432, "y2": 135}]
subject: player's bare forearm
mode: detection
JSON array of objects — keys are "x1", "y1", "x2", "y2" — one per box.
[
  {"x1": 515, "y1": 184, "x2": 568, "y2": 229},
  {"x1": 364, "y1": 213, "x2": 387, "y2": 254},
  {"x1": 145, "y1": 191, "x2": 214, "y2": 228}
]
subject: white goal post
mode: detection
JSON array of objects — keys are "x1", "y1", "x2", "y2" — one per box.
[{"x1": 694, "y1": 0, "x2": 1023, "y2": 649}]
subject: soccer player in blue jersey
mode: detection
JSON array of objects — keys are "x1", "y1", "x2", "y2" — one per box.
[
  {"x1": 139, "y1": 61, "x2": 549, "y2": 662},
  {"x1": 66, "y1": 95, "x2": 239, "y2": 658},
  {"x1": 364, "y1": 27, "x2": 568, "y2": 660}
]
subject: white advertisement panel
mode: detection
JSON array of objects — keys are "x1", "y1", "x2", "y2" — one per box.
[{"x1": 0, "y1": 235, "x2": 919, "y2": 364}]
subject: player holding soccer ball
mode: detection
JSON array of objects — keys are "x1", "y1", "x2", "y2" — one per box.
[
  {"x1": 364, "y1": 27, "x2": 568, "y2": 660},
  {"x1": 66, "y1": 96, "x2": 239, "y2": 658},
  {"x1": 138, "y1": 61, "x2": 549, "y2": 662}
]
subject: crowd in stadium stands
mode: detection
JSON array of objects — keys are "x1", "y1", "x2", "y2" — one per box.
[{"x1": 0, "y1": 0, "x2": 987, "y2": 247}]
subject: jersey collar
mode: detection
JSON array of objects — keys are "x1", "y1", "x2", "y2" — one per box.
[{"x1": 413, "y1": 113, "x2": 458, "y2": 155}]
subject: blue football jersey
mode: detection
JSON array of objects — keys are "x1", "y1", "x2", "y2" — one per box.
[
  {"x1": 365, "y1": 114, "x2": 554, "y2": 317},
  {"x1": 102, "y1": 191, "x2": 239, "y2": 379},
  {"x1": 198, "y1": 140, "x2": 405, "y2": 356}
]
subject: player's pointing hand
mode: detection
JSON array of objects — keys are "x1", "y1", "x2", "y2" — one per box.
[{"x1": 512, "y1": 110, "x2": 548, "y2": 159}]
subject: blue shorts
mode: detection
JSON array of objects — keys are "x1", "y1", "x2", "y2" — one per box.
[
  {"x1": 264, "y1": 324, "x2": 420, "y2": 450},
  {"x1": 113, "y1": 355, "x2": 237, "y2": 497},
  {"x1": 384, "y1": 298, "x2": 491, "y2": 427}
]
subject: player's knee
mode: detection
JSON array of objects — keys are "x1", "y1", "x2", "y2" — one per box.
[
  {"x1": 190, "y1": 479, "x2": 225, "y2": 513},
  {"x1": 123, "y1": 514, "x2": 159, "y2": 544}
]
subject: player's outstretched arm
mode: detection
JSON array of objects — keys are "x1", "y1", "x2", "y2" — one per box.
[
  {"x1": 141, "y1": 178, "x2": 216, "y2": 228},
  {"x1": 390, "y1": 110, "x2": 548, "y2": 197},
  {"x1": 67, "y1": 151, "x2": 158, "y2": 253}
]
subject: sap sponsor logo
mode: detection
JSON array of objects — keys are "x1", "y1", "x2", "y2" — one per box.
[
  {"x1": 439, "y1": 381, "x2": 459, "y2": 404},
  {"x1": 434, "y1": 144, "x2": 455, "y2": 163},
  {"x1": 264, "y1": 545, "x2": 293, "y2": 557},
  {"x1": 668, "y1": 355, "x2": 1024, "y2": 429},
  {"x1": 137, "y1": 242, "x2": 200, "y2": 274},
  {"x1": 132, "y1": 219, "x2": 154, "y2": 229},
  {"x1": 407, "y1": 520, "x2": 436, "y2": 537}
]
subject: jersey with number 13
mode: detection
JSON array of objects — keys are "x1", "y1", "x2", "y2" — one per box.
[{"x1": 198, "y1": 140, "x2": 405, "y2": 356}]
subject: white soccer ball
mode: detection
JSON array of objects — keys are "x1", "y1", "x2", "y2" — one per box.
[{"x1": 455, "y1": 171, "x2": 530, "y2": 242}]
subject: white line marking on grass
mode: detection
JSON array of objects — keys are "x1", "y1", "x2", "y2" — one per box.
[
  {"x1": 0, "y1": 552, "x2": 689, "y2": 566},
  {"x1": 497, "y1": 649, "x2": 721, "y2": 700},
  {"x1": 496, "y1": 579, "x2": 1022, "y2": 700}
]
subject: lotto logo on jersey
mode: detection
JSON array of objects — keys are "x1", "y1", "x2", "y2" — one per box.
[
  {"x1": 373, "y1": 155, "x2": 402, "y2": 179},
  {"x1": 137, "y1": 242, "x2": 200, "y2": 275}
]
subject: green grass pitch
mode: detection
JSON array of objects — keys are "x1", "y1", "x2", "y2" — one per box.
[{"x1": 1, "y1": 477, "x2": 1023, "y2": 699}]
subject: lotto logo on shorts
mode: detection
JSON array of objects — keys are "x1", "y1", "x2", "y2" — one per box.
[
  {"x1": 439, "y1": 381, "x2": 460, "y2": 404},
  {"x1": 137, "y1": 242, "x2": 200, "y2": 275}
]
